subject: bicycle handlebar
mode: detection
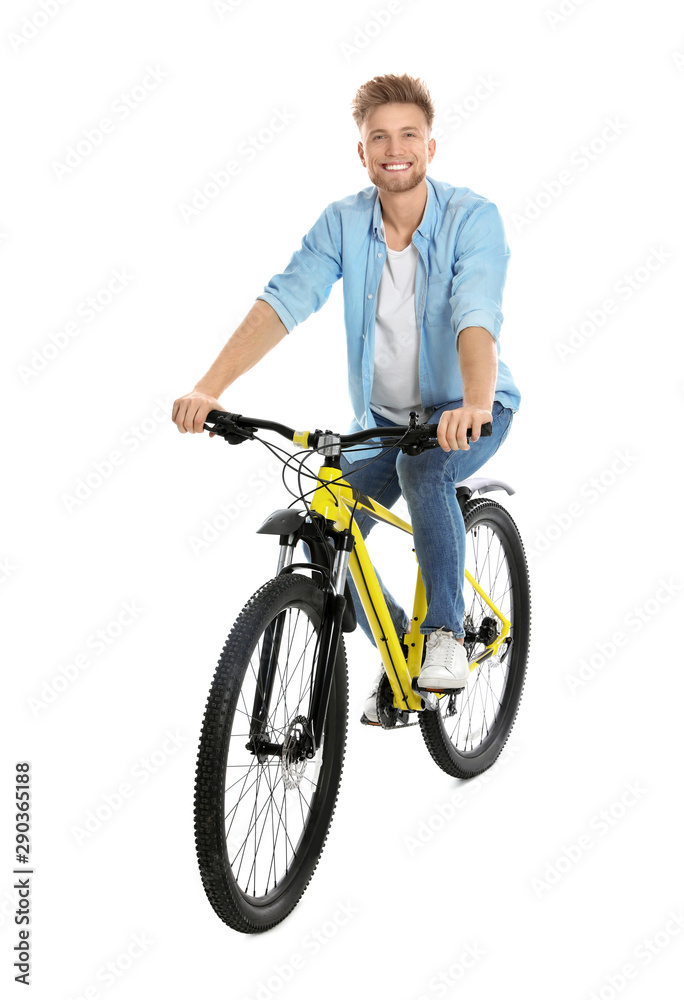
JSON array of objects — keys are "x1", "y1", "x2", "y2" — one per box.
[{"x1": 204, "y1": 410, "x2": 492, "y2": 455}]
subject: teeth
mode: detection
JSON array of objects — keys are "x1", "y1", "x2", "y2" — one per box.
[{"x1": 384, "y1": 163, "x2": 410, "y2": 170}]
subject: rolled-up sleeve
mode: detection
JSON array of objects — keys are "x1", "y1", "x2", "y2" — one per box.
[
  {"x1": 256, "y1": 203, "x2": 343, "y2": 333},
  {"x1": 451, "y1": 201, "x2": 510, "y2": 343}
]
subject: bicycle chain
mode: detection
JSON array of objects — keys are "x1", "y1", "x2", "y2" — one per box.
[
  {"x1": 360, "y1": 705, "x2": 420, "y2": 730},
  {"x1": 361, "y1": 675, "x2": 465, "y2": 730},
  {"x1": 375, "y1": 675, "x2": 420, "y2": 730},
  {"x1": 377, "y1": 713, "x2": 421, "y2": 730}
]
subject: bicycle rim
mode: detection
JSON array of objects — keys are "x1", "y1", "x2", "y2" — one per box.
[
  {"x1": 226, "y1": 604, "x2": 326, "y2": 898},
  {"x1": 195, "y1": 574, "x2": 348, "y2": 932},
  {"x1": 420, "y1": 499, "x2": 529, "y2": 776}
]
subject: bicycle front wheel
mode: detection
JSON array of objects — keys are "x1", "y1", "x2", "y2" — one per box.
[
  {"x1": 419, "y1": 497, "x2": 530, "y2": 778},
  {"x1": 194, "y1": 573, "x2": 348, "y2": 933}
]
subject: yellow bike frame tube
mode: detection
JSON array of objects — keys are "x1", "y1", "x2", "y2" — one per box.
[
  {"x1": 311, "y1": 465, "x2": 423, "y2": 713},
  {"x1": 463, "y1": 568, "x2": 511, "y2": 661},
  {"x1": 309, "y1": 464, "x2": 511, "y2": 703},
  {"x1": 405, "y1": 558, "x2": 427, "y2": 681},
  {"x1": 347, "y1": 525, "x2": 424, "y2": 713}
]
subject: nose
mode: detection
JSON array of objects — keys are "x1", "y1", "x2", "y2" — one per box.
[{"x1": 383, "y1": 135, "x2": 406, "y2": 157}]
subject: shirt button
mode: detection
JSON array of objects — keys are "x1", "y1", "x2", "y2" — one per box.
[
  {"x1": 377, "y1": 252, "x2": 383, "y2": 258},
  {"x1": 367, "y1": 293, "x2": 373, "y2": 299}
]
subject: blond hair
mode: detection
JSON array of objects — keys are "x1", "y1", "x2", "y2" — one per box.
[{"x1": 351, "y1": 73, "x2": 435, "y2": 133}]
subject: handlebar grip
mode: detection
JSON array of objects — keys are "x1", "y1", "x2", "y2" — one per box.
[
  {"x1": 423, "y1": 420, "x2": 492, "y2": 439},
  {"x1": 203, "y1": 409, "x2": 255, "y2": 445},
  {"x1": 205, "y1": 409, "x2": 228, "y2": 424}
]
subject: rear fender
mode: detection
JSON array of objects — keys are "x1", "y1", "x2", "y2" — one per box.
[{"x1": 455, "y1": 476, "x2": 515, "y2": 509}]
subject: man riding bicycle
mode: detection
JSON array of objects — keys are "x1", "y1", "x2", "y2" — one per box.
[{"x1": 172, "y1": 73, "x2": 521, "y2": 725}]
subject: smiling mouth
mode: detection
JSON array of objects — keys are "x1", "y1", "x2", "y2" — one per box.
[{"x1": 381, "y1": 162, "x2": 412, "y2": 171}]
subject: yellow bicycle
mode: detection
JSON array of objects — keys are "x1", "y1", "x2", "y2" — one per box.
[{"x1": 194, "y1": 410, "x2": 530, "y2": 933}]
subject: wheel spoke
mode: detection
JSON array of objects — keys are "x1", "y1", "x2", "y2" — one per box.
[
  {"x1": 426, "y1": 507, "x2": 527, "y2": 764},
  {"x1": 206, "y1": 584, "x2": 342, "y2": 905}
]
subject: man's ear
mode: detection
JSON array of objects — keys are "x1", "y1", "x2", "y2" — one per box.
[
  {"x1": 427, "y1": 136, "x2": 436, "y2": 163},
  {"x1": 357, "y1": 140, "x2": 366, "y2": 166}
]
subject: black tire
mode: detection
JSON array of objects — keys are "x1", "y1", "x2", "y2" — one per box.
[
  {"x1": 419, "y1": 498, "x2": 530, "y2": 778},
  {"x1": 194, "y1": 573, "x2": 348, "y2": 933}
]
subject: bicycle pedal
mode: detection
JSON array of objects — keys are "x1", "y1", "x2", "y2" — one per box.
[
  {"x1": 359, "y1": 713, "x2": 381, "y2": 727},
  {"x1": 411, "y1": 678, "x2": 444, "y2": 707},
  {"x1": 420, "y1": 685, "x2": 465, "y2": 694}
]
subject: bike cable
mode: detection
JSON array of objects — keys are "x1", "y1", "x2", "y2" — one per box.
[{"x1": 245, "y1": 431, "x2": 412, "y2": 572}]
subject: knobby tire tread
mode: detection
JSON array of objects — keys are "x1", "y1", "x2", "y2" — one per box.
[
  {"x1": 419, "y1": 498, "x2": 531, "y2": 779},
  {"x1": 194, "y1": 573, "x2": 348, "y2": 933}
]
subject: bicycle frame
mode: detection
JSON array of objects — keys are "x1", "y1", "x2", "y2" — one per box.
[{"x1": 308, "y1": 462, "x2": 512, "y2": 716}]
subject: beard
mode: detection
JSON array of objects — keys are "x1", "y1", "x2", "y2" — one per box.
[{"x1": 367, "y1": 159, "x2": 427, "y2": 194}]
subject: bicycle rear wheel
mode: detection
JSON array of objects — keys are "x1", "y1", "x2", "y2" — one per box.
[
  {"x1": 419, "y1": 497, "x2": 530, "y2": 778},
  {"x1": 194, "y1": 573, "x2": 348, "y2": 933}
]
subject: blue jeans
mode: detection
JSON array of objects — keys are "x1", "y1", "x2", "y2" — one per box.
[{"x1": 337, "y1": 400, "x2": 514, "y2": 645}]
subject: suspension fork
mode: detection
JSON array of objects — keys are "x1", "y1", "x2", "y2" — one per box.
[
  {"x1": 248, "y1": 533, "x2": 296, "y2": 742},
  {"x1": 306, "y1": 529, "x2": 353, "y2": 753},
  {"x1": 248, "y1": 528, "x2": 352, "y2": 753}
]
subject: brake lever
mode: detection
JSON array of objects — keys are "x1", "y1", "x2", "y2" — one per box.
[
  {"x1": 399, "y1": 428, "x2": 436, "y2": 456},
  {"x1": 204, "y1": 412, "x2": 256, "y2": 444},
  {"x1": 399, "y1": 418, "x2": 493, "y2": 455}
]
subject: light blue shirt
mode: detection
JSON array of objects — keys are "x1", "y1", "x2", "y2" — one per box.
[{"x1": 257, "y1": 174, "x2": 520, "y2": 455}]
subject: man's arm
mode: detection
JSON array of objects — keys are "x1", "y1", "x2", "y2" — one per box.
[
  {"x1": 435, "y1": 326, "x2": 497, "y2": 452},
  {"x1": 173, "y1": 202, "x2": 342, "y2": 434},
  {"x1": 172, "y1": 299, "x2": 287, "y2": 434},
  {"x1": 436, "y1": 200, "x2": 509, "y2": 452}
]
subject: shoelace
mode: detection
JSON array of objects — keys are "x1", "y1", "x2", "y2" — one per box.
[{"x1": 425, "y1": 627, "x2": 457, "y2": 669}]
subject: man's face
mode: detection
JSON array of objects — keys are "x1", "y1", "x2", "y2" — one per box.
[{"x1": 357, "y1": 102, "x2": 435, "y2": 194}]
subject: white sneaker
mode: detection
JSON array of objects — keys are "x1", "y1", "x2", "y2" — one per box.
[
  {"x1": 361, "y1": 667, "x2": 385, "y2": 725},
  {"x1": 417, "y1": 628, "x2": 470, "y2": 691}
]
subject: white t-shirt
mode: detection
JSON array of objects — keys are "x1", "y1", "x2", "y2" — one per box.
[{"x1": 370, "y1": 237, "x2": 429, "y2": 424}]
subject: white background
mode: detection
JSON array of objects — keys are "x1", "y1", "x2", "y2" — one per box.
[{"x1": 2, "y1": 0, "x2": 684, "y2": 997}]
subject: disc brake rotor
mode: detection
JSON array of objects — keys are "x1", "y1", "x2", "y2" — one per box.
[{"x1": 280, "y1": 715, "x2": 309, "y2": 790}]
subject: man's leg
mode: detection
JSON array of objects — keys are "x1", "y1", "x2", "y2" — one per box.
[
  {"x1": 396, "y1": 400, "x2": 514, "y2": 638},
  {"x1": 338, "y1": 422, "x2": 410, "y2": 647}
]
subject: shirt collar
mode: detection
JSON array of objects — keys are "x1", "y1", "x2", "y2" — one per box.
[{"x1": 372, "y1": 174, "x2": 435, "y2": 242}]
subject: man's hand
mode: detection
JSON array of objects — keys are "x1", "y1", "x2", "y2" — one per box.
[
  {"x1": 172, "y1": 390, "x2": 225, "y2": 436},
  {"x1": 436, "y1": 405, "x2": 492, "y2": 452}
]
